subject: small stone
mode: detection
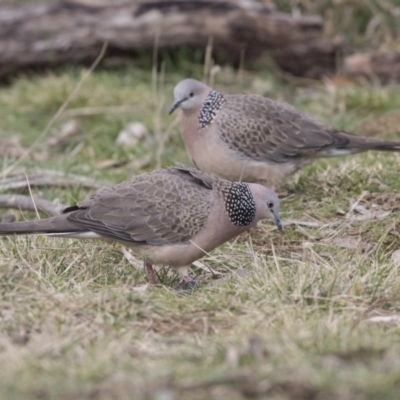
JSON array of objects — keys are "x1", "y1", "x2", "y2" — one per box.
[
  {"x1": 116, "y1": 122, "x2": 148, "y2": 148},
  {"x1": 391, "y1": 249, "x2": 400, "y2": 264}
]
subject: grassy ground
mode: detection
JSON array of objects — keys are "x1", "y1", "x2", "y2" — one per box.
[{"x1": 1, "y1": 57, "x2": 400, "y2": 399}]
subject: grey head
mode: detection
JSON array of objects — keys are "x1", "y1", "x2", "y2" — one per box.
[
  {"x1": 223, "y1": 182, "x2": 282, "y2": 231},
  {"x1": 169, "y1": 79, "x2": 213, "y2": 115}
]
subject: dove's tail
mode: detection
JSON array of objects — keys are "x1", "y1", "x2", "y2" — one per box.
[
  {"x1": 0, "y1": 215, "x2": 89, "y2": 238},
  {"x1": 322, "y1": 132, "x2": 400, "y2": 157}
]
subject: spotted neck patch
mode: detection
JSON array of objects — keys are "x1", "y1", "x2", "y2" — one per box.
[
  {"x1": 198, "y1": 90, "x2": 225, "y2": 129},
  {"x1": 224, "y1": 183, "x2": 256, "y2": 227}
]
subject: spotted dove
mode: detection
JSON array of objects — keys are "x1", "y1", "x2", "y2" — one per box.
[
  {"x1": 170, "y1": 79, "x2": 400, "y2": 188},
  {"x1": 0, "y1": 166, "x2": 281, "y2": 284}
]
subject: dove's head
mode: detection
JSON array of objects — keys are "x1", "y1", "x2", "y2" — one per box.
[
  {"x1": 249, "y1": 184, "x2": 282, "y2": 231},
  {"x1": 169, "y1": 79, "x2": 212, "y2": 114},
  {"x1": 222, "y1": 182, "x2": 282, "y2": 232}
]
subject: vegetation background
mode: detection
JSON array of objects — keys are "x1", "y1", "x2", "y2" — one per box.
[{"x1": 1, "y1": 0, "x2": 400, "y2": 399}]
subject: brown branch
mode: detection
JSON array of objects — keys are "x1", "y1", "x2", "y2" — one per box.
[
  {"x1": 0, "y1": 0, "x2": 341, "y2": 79},
  {"x1": 2, "y1": 1, "x2": 399, "y2": 83},
  {"x1": 0, "y1": 195, "x2": 67, "y2": 216},
  {"x1": 0, "y1": 170, "x2": 104, "y2": 191}
]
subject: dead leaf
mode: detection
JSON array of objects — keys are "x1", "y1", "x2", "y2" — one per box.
[
  {"x1": 0, "y1": 137, "x2": 27, "y2": 158},
  {"x1": 364, "y1": 308, "x2": 400, "y2": 325},
  {"x1": 322, "y1": 237, "x2": 362, "y2": 249},
  {"x1": 296, "y1": 225, "x2": 317, "y2": 240},
  {"x1": 121, "y1": 247, "x2": 142, "y2": 269},
  {"x1": 346, "y1": 210, "x2": 392, "y2": 221},
  {"x1": 116, "y1": 122, "x2": 148, "y2": 149},
  {"x1": 95, "y1": 159, "x2": 128, "y2": 169},
  {"x1": 362, "y1": 192, "x2": 400, "y2": 211},
  {"x1": 391, "y1": 249, "x2": 400, "y2": 264},
  {"x1": 132, "y1": 284, "x2": 149, "y2": 293},
  {"x1": 346, "y1": 192, "x2": 393, "y2": 221},
  {"x1": 46, "y1": 120, "x2": 80, "y2": 147},
  {"x1": 366, "y1": 315, "x2": 400, "y2": 324},
  {"x1": 282, "y1": 219, "x2": 321, "y2": 228},
  {"x1": 192, "y1": 260, "x2": 221, "y2": 276},
  {"x1": 352, "y1": 204, "x2": 368, "y2": 215},
  {"x1": 345, "y1": 53, "x2": 373, "y2": 75},
  {"x1": 129, "y1": 153, "x2": 153, "y2": 170}
]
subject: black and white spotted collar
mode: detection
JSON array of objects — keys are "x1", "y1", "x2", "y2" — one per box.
[
  {"x1": 198, "y1": 90, "x2": 225, "y2": 129},
  {"x1": 224, "y1": 183, "x2": 256, "y2": 227}
]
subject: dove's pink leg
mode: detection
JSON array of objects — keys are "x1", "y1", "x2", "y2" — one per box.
[{"x1": 145, "y1": 262, "x2": 157, "y2": 285}]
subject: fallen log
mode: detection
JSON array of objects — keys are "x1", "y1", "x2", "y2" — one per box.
[
  {"x1": 345, "y1": 52, "x2": 400, "y2": 84},
  {"x1": 0, "y1": 0, "x2": 341, "y2": 79}
]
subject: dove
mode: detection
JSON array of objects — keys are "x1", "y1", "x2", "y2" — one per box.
[
  {"x1": 170, "y1": 79, "x2": 400, "y2": 188},
  {"x1": 0, "y1": 166, "x2": 281, "y2": 284}
]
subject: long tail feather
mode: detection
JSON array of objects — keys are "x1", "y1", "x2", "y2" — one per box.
[
  {"x1": 0, "y1": 215, "x2": 85, "y2": 236},
  {"x1": 323, "y1": 133, "x2": 400, "y2": 157}
]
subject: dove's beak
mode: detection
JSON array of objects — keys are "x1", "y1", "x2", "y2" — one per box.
[
  {"x1": 169, "y1": 98, "x2": 187, "y2": 115},
  {"x1": 272, "y1": 212, "x2": 283, "y2": 232}
]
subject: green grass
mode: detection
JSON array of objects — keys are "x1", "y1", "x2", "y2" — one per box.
[
  {"x1": 1, "y1": 61, "x2": 400, "y2": 400},
  {"x1": 273, "y1": 0, "x2": 400, "y2": 49}
]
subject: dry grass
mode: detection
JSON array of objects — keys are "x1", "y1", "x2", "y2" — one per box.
[{"x1": 1, "y1": 56, "x2": 400, "y2": 399}]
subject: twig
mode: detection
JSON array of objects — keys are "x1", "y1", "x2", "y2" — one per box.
[
  {"x1": 24, "y1": 172, "x2": 40, "y2": 219},
  {"x1": 203, "y1": 36, "x2": 214, "y2": 84},
  {"x1": 346, "y1": 190, "x2": 369, "y2": 219},
  {"x1": 154, "y1": 63, "x2": 166, "y2": 169},
  {"x1": 60, "y1": 105, "x2": 143, "y2": 119},
  {"x1": 192, "y1": 260, "x2": 222, "y2": 277},
  {"x1": 282, "y1": 219, "x2": 321, "y2": 228},
  {"x1": 121, "y1": 247, "x2": 143, "y2": 270},
  {"x1": 0, "y1": 195, "x2": 67, "y2": 216},
  {"x1": 0, "y1": 170, "x2": 103, "y2": 191},
  {"x1": 1, "y1": 42, "x2": 108, "y2": 179},
  {"x1": 178, "y1": 372, "x2": 250, "y2": 391}
]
